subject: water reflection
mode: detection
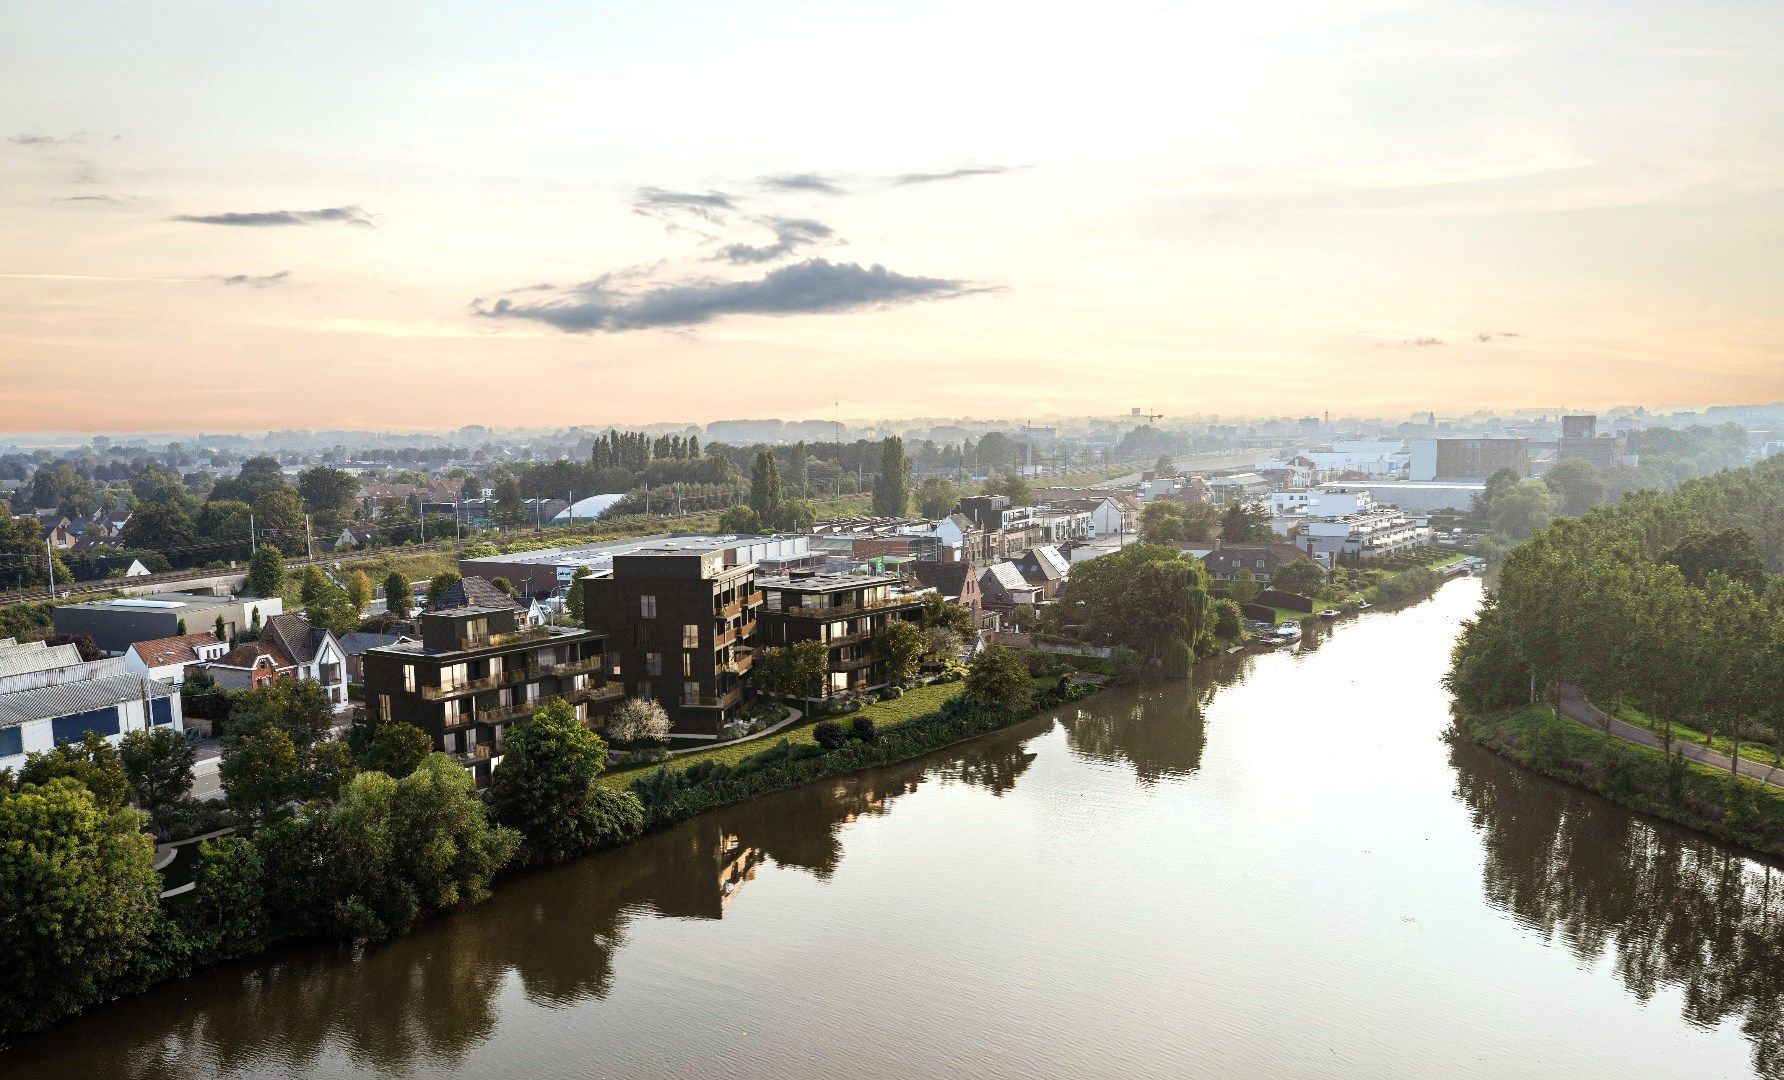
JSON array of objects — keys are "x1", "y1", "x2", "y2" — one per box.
[
  {"x1": 4, "y1": 729, "x2": 1058, "y2": 1079},
  {"x1": 1450, "y1": 740, "x2": 1784, "y2": 1079}
]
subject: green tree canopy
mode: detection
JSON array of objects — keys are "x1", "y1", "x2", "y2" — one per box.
[
  {"x1": 749, "y1": 451, "x2": 783, "y2": 522},
  {"x1": 487, "y1": 698, "x2": 642, "y2": 866},
  {"x1": 965, "y1": 645, "x2": 1033, "y2": 714},
  {"x1": 872, "y1": 436, "x2": 911, "y2": 516},
  {"x1": 718, "y1": 504, "x2": 762, "y2": 534},
  {"x1": 119, "y1": 726, "x2": 197, "y2": 824}
]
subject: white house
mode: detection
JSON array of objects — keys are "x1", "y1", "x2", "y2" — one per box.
[
  {"x1": 203, "y1": 612, "x2": 349, "y2": 707},
  {"x1": 125, "y1": 632, "x2": 230, "y2": 685}
]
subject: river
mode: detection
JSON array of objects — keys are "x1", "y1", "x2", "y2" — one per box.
[{"x1": 7, "y1": 577, "x2": 1784, "y2": 1079}]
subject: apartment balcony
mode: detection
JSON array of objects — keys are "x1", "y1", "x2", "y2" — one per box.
[
  {"x1": 468, "y1": 683, "x2": 623, "y2": 726},
  {"x1": 455, "y1": 743, "x2": 494, "y2": 764},
  {"x1": 823, "y1": 628, "x2": 873, "y2": 648},
  {"x1": 720, "y1": 646, "x2": 754, "y2": 675},
  {"x1": 541, "y1": 655, "x2": 603, "y2": 678},
  {"x1": 780, "y1": 593, "x2": 925, "y2": 618},
  {"x1": 680, "y1": 685, "x2": 745, "y2": 710},
  {"x1": 420, "y1": 665, "x2": 543, "y2": 700},
  {"x1": 833, "y1": 654, "x2": 877, "y2": 672}
]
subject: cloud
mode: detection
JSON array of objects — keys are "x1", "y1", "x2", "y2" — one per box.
[
  {"x1": 715, "y1": 217, "x2": 835, "y2": 264},
  {"x1": 56, "y1": 194, "x2": 123, "y2": 204},
  {"x1": 9, "y1": 134, "x2": 62, "y2": 147},
  {"x1": 172, "y1": 205, "x2": 374, "y2": 228},
  {"x1": 760, "y1": 172, "x2": 846, "y2": 195},
  {"x1": 217, "y1": 270, "x2": 292, "y2": 288},
  {"x1": 891, "y1": 165, "x2": 1018, "y2": 186},
  {"x1": 631, "y1": 187, "x2": 739, "y2": 228},
  {"x1": 475, "y1": 257, "x2": 981, "y2": 333}
]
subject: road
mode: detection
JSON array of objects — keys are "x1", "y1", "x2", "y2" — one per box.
[{"x1": 1554, "y1": 683, "x2": 1784, "y2": 790}]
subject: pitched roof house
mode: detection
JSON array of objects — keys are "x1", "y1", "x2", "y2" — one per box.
[
  {"x1": 204, "y1": 612, "x2": 348, "y2": 706},
  {"x1": 124, "y1": 632, "x2": 229, "y2": 685},
  {"x1": 978, "y1": 561, "x2": 1042, "y2": 611},
  {"x1": 1015, "y1": 545, "x2": 1070, "y2": 599},
  {"x1": 908, "y1": 561, "x2": 982, "y2": 618}
]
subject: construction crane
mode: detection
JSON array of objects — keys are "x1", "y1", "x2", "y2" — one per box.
[{"x1": 1130, "y1": 407, "x2": 1165, "y2": 423}]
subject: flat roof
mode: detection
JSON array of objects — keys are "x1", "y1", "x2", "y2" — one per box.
[
  {"x1": 58, "y1": 591, "x2": 242, "y2": 611},
  {"x1": 461, "y1": 533, "x2": 790, "y2": 570},
  {"x1": 757, "y1": 572, "x2": 904, "y2": 592}
]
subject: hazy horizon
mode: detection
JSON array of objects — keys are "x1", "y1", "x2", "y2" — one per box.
[{"x1": 4, "y1": 1, "x2": 1782, "y2": 431}]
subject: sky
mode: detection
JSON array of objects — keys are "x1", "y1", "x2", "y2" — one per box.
[{"x1": 2, "y1": 0, "x2": 1782, "y2": 433}]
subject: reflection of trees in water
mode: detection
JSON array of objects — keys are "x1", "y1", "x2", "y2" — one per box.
[
  {"x1": 1059, "y1": 684, "x2": 1208, "y2": 785},
  {"x1": 1451, "y1": 742, "x2": 1784, "y2": 1079},
  {"x1": 15, "y1": 735, "x2": 1056, "y2": 1078}
]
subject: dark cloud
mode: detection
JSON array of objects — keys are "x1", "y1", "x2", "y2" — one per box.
[
  {"x1": 716, "y1": 217, "x2": 835, "y2": 264},
  {"x1": 475, "y1": 258, "x2": 980, "y2": 333},
  {"x1": 760, "y1": 172, "x2": 846, "y2": 195},
  {"x1": 57, "y1": 194, "x2": 122, "y2": 204},
  {"x1": 217, "y1": 270, "x2": 292, "y2": 288},
  {"x1": 173, "y1": 205, "x2": 374, "y2": 228},
  {"x1": 631, "y1": 187, "x2": 739, "y2": 228},
  {"x1": 10, "y1": 134, "x2": 61, "y2": 147},
  {"x1": 891, "y1": 165, "x2": 1017, "y2": 186}
]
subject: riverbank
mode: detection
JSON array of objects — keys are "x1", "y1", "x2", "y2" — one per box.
[{"x1": 1451, "y1": 705, "x2": 1784, "y2": 857}]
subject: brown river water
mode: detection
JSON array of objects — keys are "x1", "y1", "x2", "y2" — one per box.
[{"x1": 6, "y1": 576, "x2": 1784, "y2": 1078}]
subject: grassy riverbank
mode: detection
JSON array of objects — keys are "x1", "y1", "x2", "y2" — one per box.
[{"x1": 1452, "y1": 706, "x2": 1784, "y2": 857}]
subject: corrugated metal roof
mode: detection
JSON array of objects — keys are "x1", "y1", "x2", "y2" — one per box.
[
  {"x1": 0, "y1": 643, "x2": 84, "y2": 680},
  {"x1": 0, "y1": 672, "x2": 174, "y2": 729}
]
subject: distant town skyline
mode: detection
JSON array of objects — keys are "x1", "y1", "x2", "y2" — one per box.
[{"x1": 4, "y1": 1, "x2": 1782, "y2": 431}]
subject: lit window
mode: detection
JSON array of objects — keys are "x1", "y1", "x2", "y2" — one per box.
[
  {"x1": 403, "y1": 665, "x2": 416, "y2": 693},
  {"x1": 683, "y1": 624, "x2": 699, "y2": 648},
  {"x1": 682, "y1": 652, "x2": 693, "y2": 677}
]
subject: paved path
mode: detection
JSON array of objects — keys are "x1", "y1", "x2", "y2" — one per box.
[
  {"x1": 667, "y1": 704, "x2": 805, "y2": 757},
  {"x1": 1554, "y1": 684, "x2": 1784, "y2": 790}
]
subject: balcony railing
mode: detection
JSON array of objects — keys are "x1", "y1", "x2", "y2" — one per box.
[
  {"x1": 420, "y1": 665, "x2": 543, "y2": 700},
  {"x1": 541, "y1": 655, "x2": 602, "y2": 678},
  {"x1": 455, "y1": 743, "x2": 493, "y2": 763},
  {"x1": 780, "y1": 593, "x2": 926, "y2": 618},
  {"x1": 468, "y1": 683, "x2": 623, "y2": 726},
  {"x1": 680, "y1": 686, "x2": 744, "y2": 709},
  {"x1": 488, "y1": 626, "x2": 556, "y2": 648}
]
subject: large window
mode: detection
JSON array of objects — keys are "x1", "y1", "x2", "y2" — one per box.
[
  {"x1": 640, "y1": 594, "x2": 658, "y2": 618},
  {"x1": 403, "y1": 664, "x2": 416, "y2": 693},
  {"x1": 645, "y1": 651, "x2": 662, "y2": 676},
  {"x1": 0, "y1": 727, "x2": 22, "y2": 758},
  {"x1": 52, "y1": 706, "x2": 120, "y2": 745},
  {"x1": 149, "y1": 697, "x2": 175, "y2": 727},
  {"x1": 682, "y1": 624, "x2": 699, "y2": 649},
  {"x1": 682, "y1": 652, "x2": 693, "y2": 677},
  {"x1": 682, "y1": 680, "x2": 701, "y2": 705}
]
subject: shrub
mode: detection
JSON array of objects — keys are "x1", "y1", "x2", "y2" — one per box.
[
  {"x1": 850, "y1": 716, "x2": 878, "y2": 744},
  {"x1": 813, "y1": 721, "x2": 848, "y2": 751},
  {"x1": 1162, "y1": 640, "x2": 1193, "y2": 678},
  {"x1": 607, "y1": 697, "x2": 672, "y2": 745}
]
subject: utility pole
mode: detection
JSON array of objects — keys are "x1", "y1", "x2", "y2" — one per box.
[
  {"x1": 45, "y1": 534, "x2": 55, "y2": 601},
  {"x1": 249, "y1": 511, "x2": 256, "y2": 556},
  {"x1": 305, "y1": 514, "x2": 314, "y2": 564}
]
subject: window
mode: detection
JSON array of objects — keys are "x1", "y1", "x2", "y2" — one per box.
[
  {"x1": 443, "y1": 699, "x2": 462, "y2": 724},
  {"x1": 640, "y1": 594, "x2": 658, "y2": 618},
  {"x1": 683, "y1": 680, "x2": 701, "y2": 705},
  {"x1": 608, "y1": 652, "x2": 622, "y2": 676},
  {"x1": 645, "y1": 651, "x2": 662, "y2": 676},
  {"x1": 682, "y1": 624, "x2": 699, "y2": 649},
  {"x1": 150, "y1": 697, "x2": 174, "y2": 727},
  {"x1": 403, "y1": 664, "x2": 416, "y2": 693},
  {"x1": 52, "y1": 706, "x2": 120, "y2": 744},
  {"x1": 378, "y1": 693, "x2": 392, "y2": 722},
  {"x1": 0, "y1": 727, "x2": 23, "y2": 758},
  {"x1": 682, "y1": 652, "x2": 693, "y2": 677},
  {"x1": 637, "y1": 679, "x2": 652, "y2": 700}
]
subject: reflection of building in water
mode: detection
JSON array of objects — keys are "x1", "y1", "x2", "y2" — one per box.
[
  {"x1": 1450, "y1": 741, "x2": 1784, "y2": 1079},
  {"x1": 716, "y1": 831, "x2": 765, "y2": 910}
]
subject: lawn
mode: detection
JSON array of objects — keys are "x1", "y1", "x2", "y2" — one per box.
[
  {"x1": 597, "y1": 681, "x2": 965, "y2": 789},
  {"x1": 1612, "y1": 702, "x2": 1783, "y2": 767}
]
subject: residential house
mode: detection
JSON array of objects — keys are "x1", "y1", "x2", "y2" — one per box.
[
  {"x1": 362, "y1": 608, "x2": 616, "y2": 788},
  {"x1": 978, "y1": 561, "x2": 1042, "y2": 612},
  {"x1": 1196, "y1": 540, "x2": 1322, "y2": 582},
  {"x1": 331, "y1": 526, "x2": 377, "y2": 552},
  {"x1": 125, "y1": 632, "x2": 229, "y2": 685},
  {"x1": 1015, "y1": 545, "x2": 1070, "y2": 600},
  {"x1": 203, "y1": 612, "x2": 348, "y2": 707},
  {"x1": 908, "y1": 561, "x2": 982, "y2": 623}
]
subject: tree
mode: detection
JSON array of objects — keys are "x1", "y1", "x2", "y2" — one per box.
[
  {"x1": 872, "y1": 436, "x2": 911, "y2": 516},
  {"x1": 211, "y1": 456, "x2": 293, "y2": 506},
  {"x1": 487, "y1": 698, "x2": 642, "y2": 866},
  {"x1": 13, "y1": 733, "x2": 132, "y2": 812},
  {"x1": 493, "y1": 474, "x2": 525, "y2": 528},
  {"x1": 1154, "y1": 454, "x2": 1176, "y2": 478},
  {"x1": 1219, "y1": 502, "x2": 1271, "y2": 542},
  {"x1": 300, "y1": 566, "x2": 358, "y2": 637},
  {"x1": 718, "y1": 505, "x2": 762, "y2": 534},
  {"x1": 363, "y1": 721, "x2": 433, "y2": 778},
  {"x1": 297, "y1": 466, "x2": 360, "y2": 531},
  {"x1": 749, "y1": 451, "x2": 783, "y2": 522},
  {"x1": 775, "y1": 498, "x2": 818, "y2": 532},
  {"x1": 426, "y1": 570, "x2": 462, "y2": 612},
  {"x1": 119, "y1": 498, "x2": 198, "y2": 560},
  {"x1": 1488, "y1": 480, "x2": 1554, "y2": 543},
  {"x1": 965, "y1": 645, "x2": 1033, "y2": 714},
  {"x1": 981, "y1": 473, "x2": 1034, "y2": 507},
  {"x1": 220, "y1": 725, "x2": 302, "y2": 825},
  {"x1": 1661, "y1": 528, "x2": 1767, "y2": 588},
  {"x1": 346, "y1": 569, "x2": 374, "y2": 612},
  {"x1": 1541, "y1": 458, "x2": 1607, "y2": 517},
  {"x1": 753, "y1": 639, "x2": 830, "y2": 699},
  {"x1": 243, "y1": 544, "x2": 288, "y2": 599},
  {"x1": 43, "y1": 632, "x2": 100, "y2": 662},
  {"x1": 176, "y1": 834, "x2": 269, "y2": 964},
  {"x1": 1043, "y1": 543, "x2": 1212, "y2": 663},
  {"x1": 384, "y1": 571, "x2": 411, "y2": 618},
  {"x1": 566, "y1": 565, "x2": 593, "y2": 623},
  {"x1": 118, "y1": 727, "x2": 197, "y2": 824},
  {"x1": 253, "y1": 488, "x2": 306, "y2": 556},
  {"x1": 916, "y1": 477, "x2": 958, "y2": 519},
  {"x1": 491, "y1": 576, "x2": 512, "y2": 595},
  {"x1": 873, "y1": 619, "x2": 925, "y2": 684},
  {"x1": 922, "y1": 625, "x2": 966, "y2": 665},
  {"x1": 0, "y1": 777, "x2": 161, "y2": 1038},
  {"x1": 1270, "y1": 559, "x2": 1325, "y2": 596},
  {"x1": 919, "y1": 592, "x2": 976, "y2": 638},
  {"x1": 607, "y1": 697, "x2": 672, "y2": 744},
  {"x1": 1211, "y1": 598, "x2": 1244, "y2": 638}
]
